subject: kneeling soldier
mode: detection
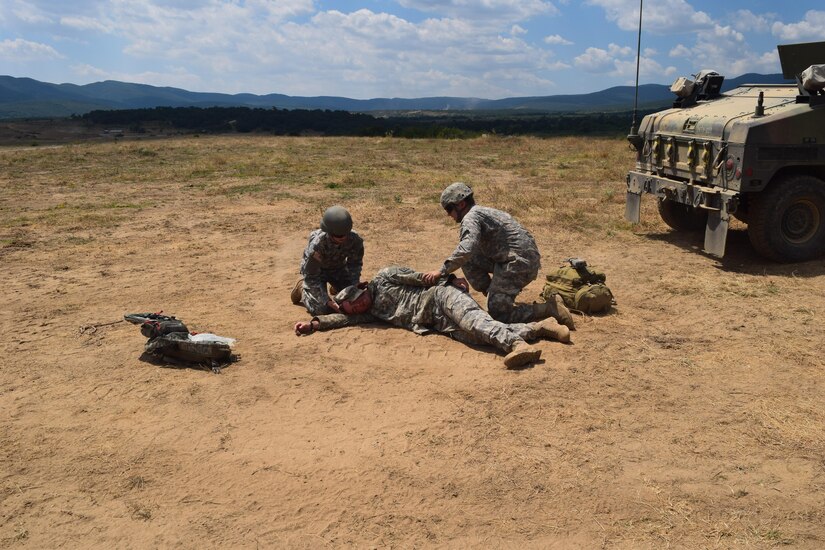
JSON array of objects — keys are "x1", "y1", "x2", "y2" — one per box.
[{"x1": 293, "y1": 205, "x2": 364, "y2": 316}]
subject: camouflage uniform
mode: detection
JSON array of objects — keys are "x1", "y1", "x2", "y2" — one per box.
[
  {"x1": 438, "y1": 205, "x2": 540, "y2": 323},
  {"x1": 300, "y1": 229, "x2": 364, "y2": 316},
  {"x1": 313, "y1": 266, "x2": 538, "y2": 353}
]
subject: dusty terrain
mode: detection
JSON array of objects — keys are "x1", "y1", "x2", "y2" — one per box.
[{"x1": 1, "y1": 134, "x2": 824, "y2": 548}]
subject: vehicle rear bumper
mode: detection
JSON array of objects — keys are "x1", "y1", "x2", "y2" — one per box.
[{"x1": 625, "y1": 170, "x2": 740, "y2": 258}]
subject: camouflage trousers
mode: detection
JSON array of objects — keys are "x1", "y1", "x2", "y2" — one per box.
[
  {"x1": 430, "y1": 286, "x2": 536, "y2": 353},
  {"x1": 462, "y1": 250, "x2": 541, "y2": 324},
  {"x1": 302, "y1": 269, "x2": 357, "y2": 316}
]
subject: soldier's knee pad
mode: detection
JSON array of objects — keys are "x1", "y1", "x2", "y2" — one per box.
[{"x1": 487, "y1": 293, "x2": 516, "y2": 322}]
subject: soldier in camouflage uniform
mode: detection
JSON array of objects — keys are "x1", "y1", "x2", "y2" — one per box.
[
  {"x1": 423, "y1": 182, "x2": 574, "y2": 329},
  {"x1": 294, "y1": 205, "x2": 365, "y2": 316},
  {"x1": 294, "y1": 266, "x2": 570, "y2": 368}
]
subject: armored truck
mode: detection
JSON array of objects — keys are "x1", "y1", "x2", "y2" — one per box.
[{"x1": 625, "y1": 41, "x2": 825, "y2": 262}]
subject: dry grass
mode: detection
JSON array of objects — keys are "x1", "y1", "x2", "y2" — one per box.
[{"x1": 0, "y1": 134, "x2": 637, "y2": 244}]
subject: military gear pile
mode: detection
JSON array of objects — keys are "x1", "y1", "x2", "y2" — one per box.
[
  {"x1": 124, "y1": 312, "x2": 236, "y2": 373},
  {"x1": 541, "y1": 259, "x2": 615, "y2": 314}
]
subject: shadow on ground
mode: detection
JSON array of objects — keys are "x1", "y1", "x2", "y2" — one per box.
[{"x1": 640, "y1": 228, "x2": 825, "y2": 278}]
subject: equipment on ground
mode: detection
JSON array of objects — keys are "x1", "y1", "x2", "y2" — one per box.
[
  {"x1": 124, "y1": 312, "x2": 236, "y2": 373},
  {"x1": 541, "y1": 259, "x2": 615, "y2": 314},
  {"x1": 625, "y1": 41, "x2": 825, "y2": 262}
]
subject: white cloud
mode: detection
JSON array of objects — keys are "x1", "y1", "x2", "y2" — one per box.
[
  {"x1": 711, "y1": 25, "x2": 744, "y2": 42},
  {"x1": 607, "y1": 43, "x2": 631, "y2": 57},
  {"x1": 14, "y1": 0, "x2": 779, "y2": 98},
  {"x1": 0, "y1": 0, "x2": 572, "y2": 98},
  {"x1": 238, "y1": 8, "x2": 566, "y2": 98},
  {"x1": 582, "y1": 3, "x2": 785, "y2": 82},
  {"x1": 0, "y1": 38, "x2": 64, "y2": 61},
  {"x1": 574, "y1": 42, "x2": 676, "y2": 81},
  {"x1": 574, "y1": 46, "x2": 617, "y2": 72},
  {"x1": 60, "y1": 15, "x2": 111, "y2": 32},
  {"x1": 669, "y1": 44, "x2": 691, "y2": 58},
  {"x1": 731, "y1": 10, "x2": 774, "y2": 33},
  {"x1": 573, "y1": 42, "x2": 634, "y2": 73},
  {"x1": 664, "y1": 24, "x2": 775, "y2": 77},
  {"x1": 586, "y1": 0, "x2": 712, "y2": 33},
  {"x1": 10, "y1": 1, "x2": 53, "y2": 25},
  {"x1": 71, "y1": 63, "x2": 108, "y2": 78},
  {"x1": 544, "y1": 34, "x2": 572, "y2": 45},
  {"x1": 771, "y1": 10, "x2": 825, "y2": 42},
  {"x1": 541, "y1": 60, "x2": 570, "y2": 71},
  {"x1": 397, "y1": 0, "x2": 559, "y2": 21}
]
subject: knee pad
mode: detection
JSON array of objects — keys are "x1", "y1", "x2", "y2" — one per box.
[{"x1": 487, "y1": 293, "x2": 516, "y2": 322}]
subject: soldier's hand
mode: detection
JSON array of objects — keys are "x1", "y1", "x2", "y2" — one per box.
[
  {"x1": 422, "y1": 270, "x2": 442, "y2": 285},
  {"x1": 327, "y1": 299, "x2": 341, "y2": 313},
  {"x1": 294, "y1": 321, "x2": 315, "y2": 336}
]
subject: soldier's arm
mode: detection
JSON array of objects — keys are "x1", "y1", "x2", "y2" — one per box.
[
  {"x1": 379, "y1": 266, "x2": 428, "y2": 286},
  {"x1": 441, "y1": 217, "x2": 481, "y2": 274},
  {"x1": 344, "y1": 235, "x2": 365, "y2": 284},
  {"x1": 295, "y1": 312, "x2": 376, "y2": 335},
  {"x1": 382, "y1": 266, "x2": 456, "y2": 288},
  {"x1": 301, "y1": 233, "x2": 325, "y2": 284}
]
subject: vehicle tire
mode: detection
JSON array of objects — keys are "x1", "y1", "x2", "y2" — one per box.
[
  {"x1": 747, "y1": 174, "x2": 825, "y2": 262},
  {"x1": 657, "y1": 198, "x2": 708, "y2": 231}
]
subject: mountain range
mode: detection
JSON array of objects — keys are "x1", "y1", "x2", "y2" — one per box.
[{"x1": 0, "y1": 73, "x2": 791, "y2": 120}]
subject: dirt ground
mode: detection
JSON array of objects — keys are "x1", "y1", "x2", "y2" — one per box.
[{"x1": 1, "y1": 133, "x2": 824, "y2": 548}]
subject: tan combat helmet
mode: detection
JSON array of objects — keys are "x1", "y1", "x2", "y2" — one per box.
[
  {"x1": 320, "y1": 205, "x2": 353, "y2": 236},
  {"x1": 439, "y1": 182, "x2": 473, "y2": 210}
]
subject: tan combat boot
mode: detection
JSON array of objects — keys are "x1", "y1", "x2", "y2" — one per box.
[
  {"x1": 532, "y1": 294, "x2": 575, "y2": 330},
  {"x1": 532, "y1": 317, "x2": 571, "y2": 344},
  {"x1": 503, "y1": 341, "x2": 542, "y2": 368},
  {"x1": 290, "y1": 278, "x2": 304, "y2": 305}
]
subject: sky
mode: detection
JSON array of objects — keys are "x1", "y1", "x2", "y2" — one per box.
[{"x1": 0, "y1": 1, "x2": 822, "y2": 99}]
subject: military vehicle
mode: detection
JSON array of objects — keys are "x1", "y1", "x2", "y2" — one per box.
[{"x1": 625, "y1": 41, "x2": 825, "y2": 262}]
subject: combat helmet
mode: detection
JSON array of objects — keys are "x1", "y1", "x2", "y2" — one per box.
[
  {"x1": 440, "y1": 182, "x2": 473, "y2": 209},
  {"x1": 320, "y1": 205, "x2": 353, "y2": 236}
]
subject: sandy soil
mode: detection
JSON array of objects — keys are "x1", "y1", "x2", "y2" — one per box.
[{"x1": 1, "y1": 135, "x2": 824, "y2": 548}]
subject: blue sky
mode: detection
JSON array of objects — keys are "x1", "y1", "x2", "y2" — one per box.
[{"x1": 0, "y1": 1, "x2": 822, "y2": 98}]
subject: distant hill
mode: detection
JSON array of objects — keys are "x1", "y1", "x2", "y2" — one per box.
[{"x1": 0, "y1": 73, "x2": 792, "y2": 120}]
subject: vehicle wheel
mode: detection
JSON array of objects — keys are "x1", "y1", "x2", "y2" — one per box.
[
  {"x1": 747, "y1": 174, "x2": 825, "y2": 262},
  {"x1": 657, "y1": 198, "x2": 708, "y2": 231}
]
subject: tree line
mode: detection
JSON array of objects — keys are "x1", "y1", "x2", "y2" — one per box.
[{"x1": 80, "y1": 105, "x2": 649, "y2": 138}]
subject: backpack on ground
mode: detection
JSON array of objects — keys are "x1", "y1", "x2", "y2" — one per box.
[
  {"x1": 124, "y1": 312, "x2": 237, "y2": 372},
  {"x1": 541, "y1": 258, "x2": 615, "y2": 314}
]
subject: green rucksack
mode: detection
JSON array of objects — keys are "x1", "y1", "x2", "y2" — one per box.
[{"x1": 541, "y1": 258, "x2": 615, "y2": 314}]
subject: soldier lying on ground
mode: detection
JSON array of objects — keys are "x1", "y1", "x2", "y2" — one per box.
[
  {"x1": 422, "y1": 182, "x2": 567, "y2": 327},
  {"x1": 291, "y1": 205, "x2": 365, "y2": 316},
  {"x1": 294, "y1": 266, "x2": 573, "y2": 369}
]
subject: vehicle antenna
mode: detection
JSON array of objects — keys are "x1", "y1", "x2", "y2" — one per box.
[{"x1": 627, "y1": 0, "x2": 644, "y2": 150}]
